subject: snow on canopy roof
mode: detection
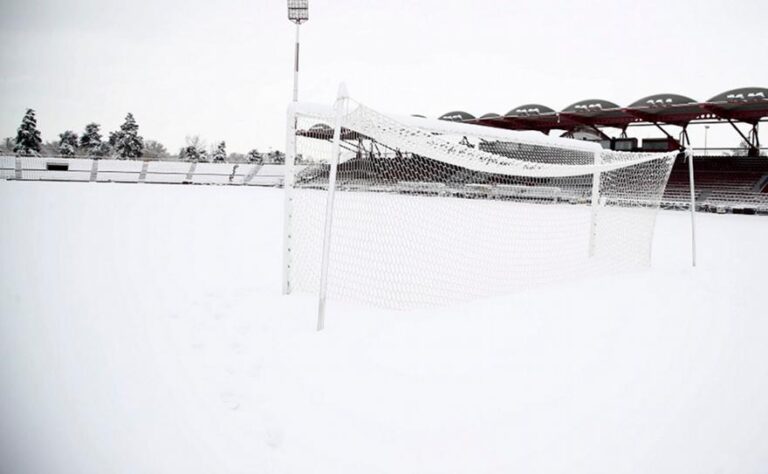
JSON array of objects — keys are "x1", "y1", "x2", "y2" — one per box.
[
  {"x1": 623, "y1": 93, "x2": 702, "y2": 125},
  {"x1": 301, "y1": 121, "x2": 360, "y2": 141},
  {"x1": 562, "y1": 99, "x2": 621, "y2": 114},
  {"x1": 628, "y1": 93, "x2": 697, "y2": 108},
  {"x1": 438, "y1": 111, "x2": 476, "y2": 122},
  {"x1": 309, "y1": 123, "x2": 333, "y2": 131},
  {"x1": 505, "y1": 104, "x2": 555, "y2": 117},
  {"x1": 701, "y1": 87, "x2": 768, "y2": 122},
  {"x1": 707, "y1": 87, "x2": 768, "y2": 104}
]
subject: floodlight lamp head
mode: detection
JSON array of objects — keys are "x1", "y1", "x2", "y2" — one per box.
[{"x1": 287, "y1": 0, "x2": 309, "y2": 24}]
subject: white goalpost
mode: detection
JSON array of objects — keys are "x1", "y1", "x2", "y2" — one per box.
[
  {"x1": 316, "y1": 84, "x2": 348, "y2": 330},
  {"x1": 284, "y1": 85, "x2": 682, "y2": 329}
]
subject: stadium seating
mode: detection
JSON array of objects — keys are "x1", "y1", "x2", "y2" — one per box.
[{"x1": 662, "y1": 156, "x2": 768, "y2": 213}]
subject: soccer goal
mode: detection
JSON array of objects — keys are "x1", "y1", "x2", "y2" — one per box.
[{"x1": 283, "y1": 86, "x2": 680, "y2": 329}]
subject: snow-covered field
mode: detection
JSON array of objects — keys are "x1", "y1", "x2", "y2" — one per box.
[{"x1": 1, "y1": 181, "x2": 767, "y2": 474}]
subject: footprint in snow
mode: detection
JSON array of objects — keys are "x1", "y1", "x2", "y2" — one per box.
[
  {"x1": 220, "y1": 392, "x2": 241, "y2": 410},
  {"x1": 265, "y1": 427, "x2": 284, "y2": 449}
]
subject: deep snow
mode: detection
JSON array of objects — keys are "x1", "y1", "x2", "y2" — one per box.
[{"x1": 1, "y1": 181, "x2": 767, "y2": 474}]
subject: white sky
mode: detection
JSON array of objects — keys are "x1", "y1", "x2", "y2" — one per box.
[{"x1": 1, "y1": 0, "x2": 766, "y2": 154}]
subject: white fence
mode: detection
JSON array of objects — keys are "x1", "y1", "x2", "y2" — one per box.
[{"x1": 0, "y1": 156, "x2": 288, "y2": 186}]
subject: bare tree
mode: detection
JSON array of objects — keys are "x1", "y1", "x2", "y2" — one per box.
[{"x1": 143, "y1": 140, "x2": 170, "y2": 159}]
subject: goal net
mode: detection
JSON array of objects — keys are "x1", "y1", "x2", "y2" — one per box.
[{"x1": 284, "y1": 92, "x2": 677, "y2": 311}]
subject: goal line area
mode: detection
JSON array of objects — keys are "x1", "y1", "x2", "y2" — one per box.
[{"x1": 282, "y1": 89, "x2": 680, "y2": 319}]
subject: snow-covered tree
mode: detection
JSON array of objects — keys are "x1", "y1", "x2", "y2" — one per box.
[
  {"x1": 246, "y1": 149, "x2": 263, "y2": 164},
  {"x1": 212, "y1": 141, "x2": 227, "y2": 162},
  {"x1": 13, "y1": 109, "x2": 42, "y2": 156},
  {"x1": 110, "y1": 113, "x2": 144, "y2": 159},
  {"x1": 79, "y1": 123, "x2": 103, "y2": 155},
  {"x1": 180, "y1": 146, "x2": 210, "y2": 162},
  {"x1": 179, "y1": 146, "x2": 195, "y2": 161},
  {"x1": 94, "y1": 142, "x2": 112, "y2": 158},
  {"x1": 265, "y1": 150, "x2": 285, "y2": 164},
  {"x1": 180, "y1": 135, "x2": 207, "y2": 162},
  {"x1": 58, "y1": 130, "x2": 79, "y2": 157}
]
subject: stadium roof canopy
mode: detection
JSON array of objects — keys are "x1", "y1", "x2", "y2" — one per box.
[
  {"x1": 438, "y1": 111, "x2": 476, "y2": 122},
  {"x1": 460, "y1": 87, "x2": 768, "y2": 132},
  {"x1": 703, "y1": 87, "x2": 768, "y2": 122},
  {"x1": 506, "y1": 104, "x2": 556, "y2": 116},
  {"x1": 301, "y1": 122, "x2": 361, "y2": 141},
  {"x1": 296, "y1": 87, "x2": 766, "y2": 154}
]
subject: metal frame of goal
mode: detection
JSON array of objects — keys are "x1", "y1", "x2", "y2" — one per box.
[{"x1": 283, "y1": 85, "x2": 695, "y2": 330}]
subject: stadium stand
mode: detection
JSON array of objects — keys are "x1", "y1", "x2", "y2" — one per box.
[
  {"x1": 663, "y1": 156, "x2": 768, "y2": 214},
  {"x1": 448, "y1": 86, "x2": 768, "y2": 214}
]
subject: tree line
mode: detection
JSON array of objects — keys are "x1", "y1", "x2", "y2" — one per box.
[{"x1": 4, "y1": 109, "x2": 284, "y2": 164}]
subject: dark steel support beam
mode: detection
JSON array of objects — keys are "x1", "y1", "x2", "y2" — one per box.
[
  {"x1": 620, "y1": 127, "x2": 628, "y2": 139},
  {"x1": 590, "y1": 125, "x2": 610, "y2": 140},
  {"x1": 652, "y1": 122, "x2": 675, "y2": 141},
  {"x1": 727, "y1": 119, "x2": 754, "y2": 145},
  {"x1": 750, "y1": 123, "x2": 760, "y2": 148}
]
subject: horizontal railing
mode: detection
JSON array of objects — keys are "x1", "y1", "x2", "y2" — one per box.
[{"x1": 0, "y1": 156, "x2": 293, "y2": 187}]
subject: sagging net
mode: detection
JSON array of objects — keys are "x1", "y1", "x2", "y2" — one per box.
[{"x1": 285, "y1": 98, "x2": 677, "y2": 310}]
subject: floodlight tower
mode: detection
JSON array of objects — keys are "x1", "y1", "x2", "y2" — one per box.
[
  {"x1": 287, "y1": 0, "x2": 308, "y2": 102},
  {"x1": 283, "y1": 1, "x2": 308, "y2": 298}
]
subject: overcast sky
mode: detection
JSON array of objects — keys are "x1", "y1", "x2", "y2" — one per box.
[{"x1": 1, "y1": 0, "x2": 766, "y2": 154}]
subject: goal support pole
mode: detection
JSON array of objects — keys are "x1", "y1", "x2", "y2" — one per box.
[
  {"x1": 687, "y1": 150, "x2": 697, "y2": 267},
  {"x1": 282, "y1": 104, "x2": 298, "y2": 294},
  {"x1": 317, "y1": 84, "x2": 348, "y2": 331},
  {"x1": 588, "y1": 150, "x2": 602, "y2": 257}
]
